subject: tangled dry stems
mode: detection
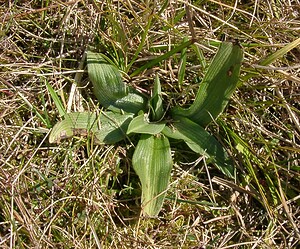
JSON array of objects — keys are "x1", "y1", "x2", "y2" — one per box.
[{"x1": 1, "y1": 0, "x2": 300, "y2": 248}]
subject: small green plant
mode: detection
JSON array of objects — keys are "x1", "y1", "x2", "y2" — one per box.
[{"x1": 49, "y1": 41, "x2": 243, "y2": 216}]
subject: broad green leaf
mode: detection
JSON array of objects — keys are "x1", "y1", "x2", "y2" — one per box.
[
  {"x1": 132, "y1": 134, "x2": 172, "y2": 216},
  {"x1": 163, "y1": 116, "x2": 234, "y2": 178},
  {"x1": 109, "y1": 90, "x2": 148, "y2": 114},
  {"x1": 172, "y1": 42, "x2": 243, "y2": 127},
  {"x1": 149, "y1": 75, "x2": 164, "y2": 121},
  {"x1": 49, "y1": 111, "x2": 133, "y2": 144},
  {"x1": 127, "y1": 112, "x2": 166, "y2": 135},
  {"x1": 178, "y1": 36, "x2": 188, "y2": 89},
  {"x1": 87, "y1": 51, "x2": 127, "y2": 106},
  {"x1": 87, "y1": 51, "x2": 147, "y2": 114}
]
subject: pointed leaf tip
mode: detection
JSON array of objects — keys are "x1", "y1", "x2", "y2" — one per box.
[
  {"x1": 87, "y1": 51, "x2": 147, "y2": 114},
  {"x1": 87, "y1": 51, "x2": 127, "y2": 106},
  {"x1": 172, "y1": 41, "x2": 243, "y2": 127}
]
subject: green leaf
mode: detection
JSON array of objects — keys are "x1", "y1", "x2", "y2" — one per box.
[
  {"x1": 87, "y1": 51, "x2": 127, "y2": 106},
  {"x1": 132, "y1": 134, "x2": 172, "y2": 216},
  {"x1": 109, "y1": 90, "x2": 148, "y2": 114},
  {"x1": 87, "y1": 51, "x2": 147, "y2": 114},
  {"x1": 49, "y1": 111, "x2": 133, "y2": 144},
  {"x1": 149, "y1": 75, "x2": 164, "y2": 121},
  {"x1": 163, "y1": 116, "x2": 235, "y2": 178},
  {"x1": 127, "y1": 112, "x2": 166, "y2": 135},
  {"x1": 172, "y1": 41, "x2": 243, "y2": 127}
]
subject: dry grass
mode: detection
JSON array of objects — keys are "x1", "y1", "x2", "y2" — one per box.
[{"x1": 1, "y1": 0, "x2": 300, "y2": 248}]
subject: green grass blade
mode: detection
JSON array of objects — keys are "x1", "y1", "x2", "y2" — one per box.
[
  {"x1": 45, "y1": 80, "x2": 66, "y2": 117},
  {"x1": 127, "y1": 112, "x2": 166, "y2": 135},
  {"x1": 172, "y1": 42, "x2": 243, "y2": 127},
  {"x1": 132, "y1": 134, "x2": 172, "y2": 216},
  {"x1": 163, "y1": 117, "x2": 234, "y2": 178},
  {"x1": 49, "y1": 111, "x2": 133, "y2": 144},
  {"x1": 130, "y1": 39, "x2": 194, "y2": 77},
  {"x1": 126, "y1": 15, "x2": 153, "y2": 72},
  {"x1": 40, "y1": 93, "x2": 51, "y2": 128},
  {"x1": 259, "y1": 37, "x2": 300, "y2": 66},
  {"x1": 17, "y1": 90, "x2": 49, "y2": 127},
  {"x1": 242, "y1": 38, "x2": 300, "y2": 83},
  {"x1": 178, "y1": 37, "x2": 188, "y2": 89},
  {"x1": 191, "y1": 43, "x2": 207, "y2": 69},
  {"x1": 157, "y1": 0, "x2": 169, "y2": 16}
]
